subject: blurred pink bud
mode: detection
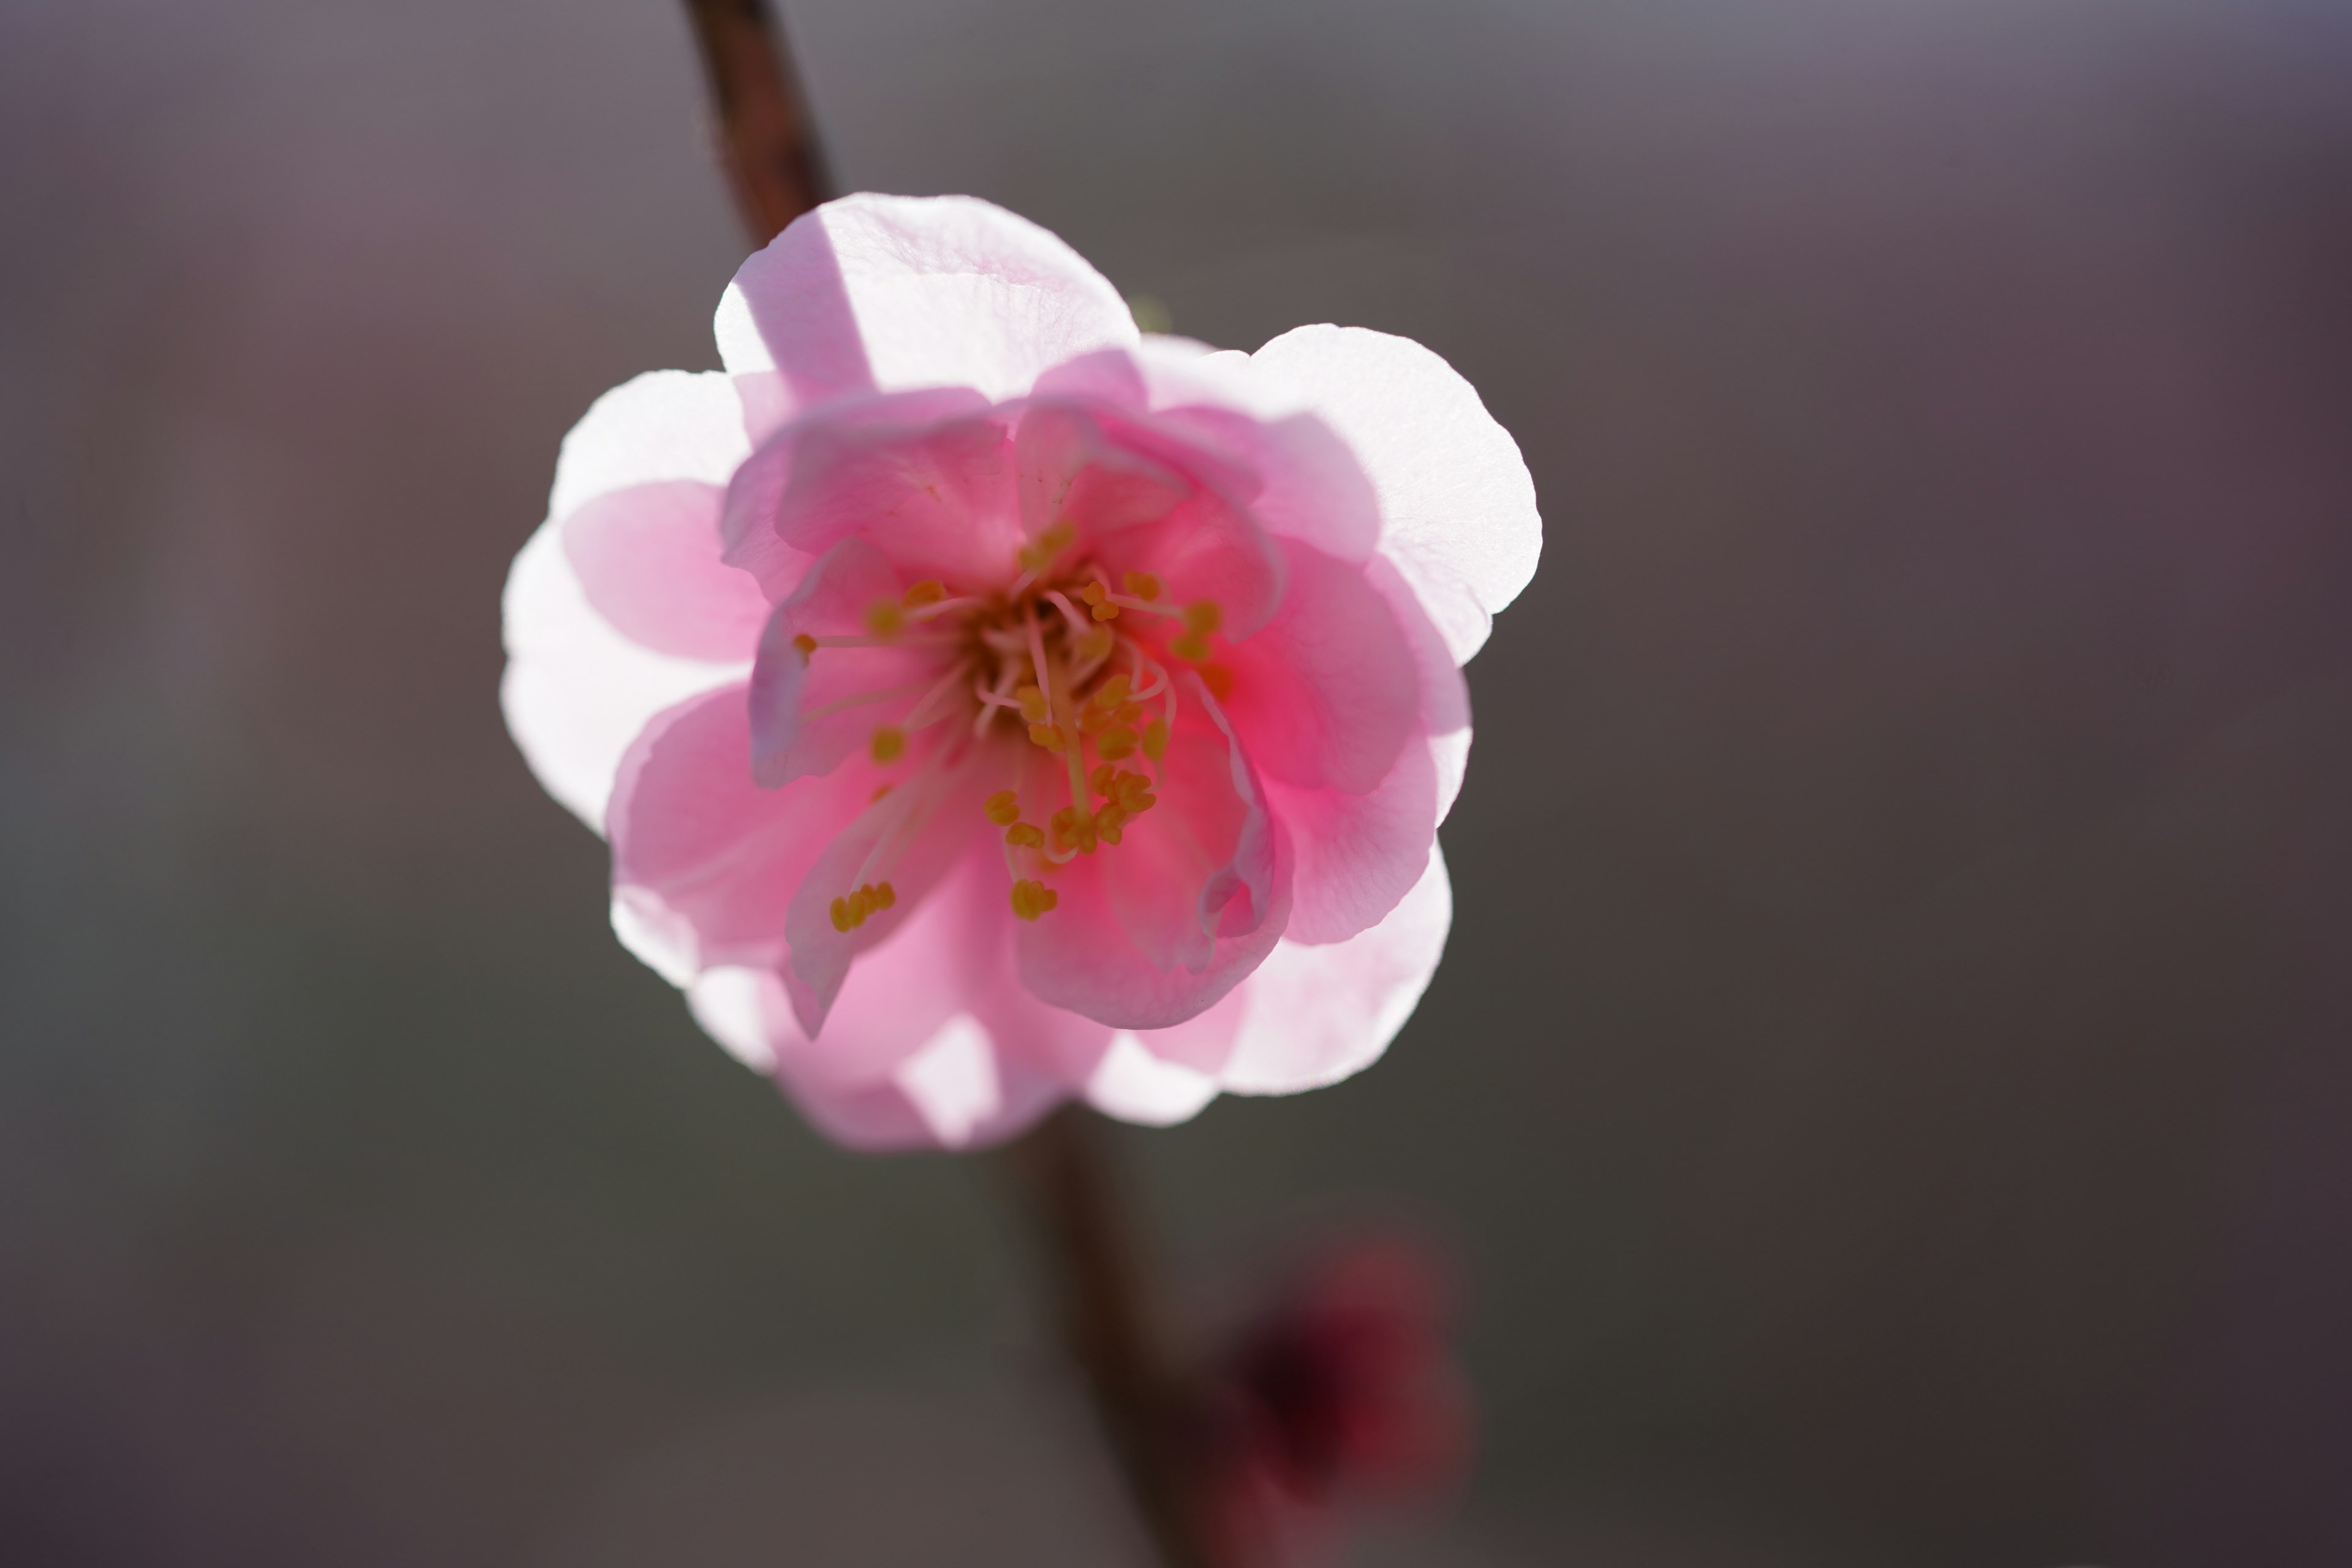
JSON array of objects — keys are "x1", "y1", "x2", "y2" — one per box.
[
  {"x1": 1199, "y1": 1238, "x2": 1472, "y2": 1565},
  {"x1": 502, "y1": 194, "x2": 1540, "y2": 1149}
]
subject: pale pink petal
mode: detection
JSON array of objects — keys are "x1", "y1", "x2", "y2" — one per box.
[
  {"x1": 1265, "y1": 738, "x2": 1439, "y2": 947},
  {"x1": 1363, "y1": 552, "x2": 1473, "y2": 820},
  {"x1": 747, "y1": 538, "x2": 950, "y2": 787},
  {"x1": 560, "y1": 481, "x2": 770, "y2": 662},
  {"x1": 606, "y1": 684, "x2": 889, "y2": 982},
  {"x1": 1218, "y1": 843, "x2": 1453, "y2": 1095},
  {"x1": 687, "y1": 857, "x2": 1072, "y2": 1150},
  {"x1": 1016, "y1": 683, "x2": 1292, "y2": 1028},
  {"x1": 721, "y1": 386, "x2": 999, "y2": 598},
  {"x1": 714, "y1": 193, "x2": 1140, "y2": 405},
  {"x1": 1219, "y1": 540, "x2": 1420, "y2": 795},
  {"x1": 780, "y1": 753, "x2": 1002, "y2": 1036},
  {"x1": 1250, "y1": 325, "x2": 1541, "y2": 664},
  {"x1": 1035, "y1": 344, "x2": 1384, "y2": 563}
]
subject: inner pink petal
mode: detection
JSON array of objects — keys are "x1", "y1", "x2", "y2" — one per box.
[
  {"x1": 721, "y1": 387, "x2": 1000, "y2": 597},
  {"x1": 1218, "y1": 539, "x2": 1420, "y2": 794},
  {"x1": 609, "y1": 684, "x2": 892, "y2": 976},
  {"x1": 748, "y1": 537, "x2": 947, "y2": 788}
]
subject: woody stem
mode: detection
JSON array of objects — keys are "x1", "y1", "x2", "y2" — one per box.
[
  {"x1": 679, "y1": 0, "x2": 832, "y2": 245},
  {"x1": 1000, "y1": 1106, "x2": 1219, "y2": 1568}
]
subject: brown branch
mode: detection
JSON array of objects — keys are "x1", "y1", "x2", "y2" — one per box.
[
  {"x1": 680, "y1": 0, "x2": 831, "y2": 246},
  {"x1": 1000, "y1": 1106, "x2": 1223, "y2": 1568}
]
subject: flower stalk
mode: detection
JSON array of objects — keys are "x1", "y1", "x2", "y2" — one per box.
[
  {"x1": 680, "y1": 0, "x2": 831, "y2": 244},
  {"x1": 1000, "y1": 1106, "x2": 1220, "y2": 1568},
  {"x1": 676, "y1": 18, "x2": 1219, "y2": 1562}
]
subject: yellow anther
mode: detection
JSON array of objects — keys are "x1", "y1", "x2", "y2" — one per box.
[
  {"x1": 984, "y1": 789, "x2": 1022, "y2": 826},
  {"x1": 1077, "y1": 704, "x2": 1114, "y2": 737},
  {"x1": 903, "y1": 579, "x2": 946, "y2": 608},
  {"x1": 1005, "y1": 821, "x2": 1045, "y2": 849},
  {"x1": 1079, "y1": 582, "x2": 1108, "y2": 606},
  {"x1": 791, "y1": 633, "x2": 818, "y2": 663},
  {"x1": 1041, "y1": 521, "x2": 1078, "y2": 551},
  {"x1": 870, "y1": 726, "x2": 906, "y2": 763},
  {"x1": 1050, "y1": 805, "x2": 1098, "y2": 856},
  {"x1": 1198, "y1": 663, "x2": 1235, "y2": 701},
  {"x1": 1141, "y1": 718, "x2": 1169, "y2": 761},
  {"x1": 1096, "y1": 726, "x2": 1139, "y2": 761},
  {"x1": 1095, "y1": 804, "x2": 1127, "y2": 845},
  {"x1": 1183, "y1": 600, "x2": 1223, "y2": 635},
  {"x1": 1010, "y1": 878, "x2": 1060, "y2": 920},
  {"x1": 1089, "y1": 762, "x2": 1120, "y2": 796},
  {"x1": 1028, "y1": 722, "x2": 1066, "y2": 752},
  {"x1": 1091, "y1": 601, "x2": 1120, "y2": 622},
  {"x1": 865, "y1": 599, "x2": 906, "y2": 636},
  {"x1": 1122, "y1": 571, "x2": 1163, "y2": 601},
  {"x1": 873, "y1": 881, "x2": 896, "y2": 910},
  {"x1": 1112, "y1": 701, "x2": 1144, "y2": 728},
  {"x1": 1170, "y1": 633, "x2": 1211, "y2": 663},
  {"x1": 829, "y1": 896, "x2": 853, "y2": 933},
  {"x1": 1090, "y1": 673, "x2": 1131, "y2": 711},
  {"x1": 1016, "y1": 685, "x2": 1050, "y2": 723},
  {"x1": 1075, "y1": 627, "x2": 1115, "y2": 662}
]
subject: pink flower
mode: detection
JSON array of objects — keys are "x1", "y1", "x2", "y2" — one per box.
[{"x1": 502, "y1": 194, "x2": 1538, "y2": 1149}]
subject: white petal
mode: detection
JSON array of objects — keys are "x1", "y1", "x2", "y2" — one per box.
[
  {"x1": 1250, "y1": 325, "x2": 1540, "y2": 664},
  {"x1": 715, "y1": 193, "x2": 1140, "y2": 404},
  {"x1": 502, "y1": 371, "x2": 755, "y2": 831},
  {"x1": 1218, "y1": 842, "x2": 1453, "y2": 1095}
]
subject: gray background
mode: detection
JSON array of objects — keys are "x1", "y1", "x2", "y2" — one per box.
[{"x1": 6, "y1": 0, "x2": 2351, "y2": 1562}]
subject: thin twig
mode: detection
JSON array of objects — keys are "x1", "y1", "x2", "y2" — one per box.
[
  {"x1": 680, "y1": 0, "x2": 831, "y2": 245},
  {"x1": 1000, "y1": 1106, "x2": 1219, "y2": 1568}
]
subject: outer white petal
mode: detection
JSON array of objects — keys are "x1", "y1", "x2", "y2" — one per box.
[
  {"x1": 502, "y1": 371, "x2": 754, "y2": 832},
  {"x1": 1218, "y1": 842, "x2": 1453, "y2": 1095},
  {"x1": 1085, "y1": 1034, "x2": 1223, "y2": 1126},
  {"x1": 1250, "y1": 325, "x2": 1540, "y2": 664},
  {"x1": 715, "y1": 193, "x2": 1141, "y2": 404}
]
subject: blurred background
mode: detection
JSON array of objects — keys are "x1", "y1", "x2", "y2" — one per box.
[{"x1": 6, "y1": 0, "x2": 2351, "y2": 1562}]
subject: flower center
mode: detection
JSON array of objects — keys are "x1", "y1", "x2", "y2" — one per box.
[{"x1": 802, "y1": 525, "x2": 1236, "y2": 922}]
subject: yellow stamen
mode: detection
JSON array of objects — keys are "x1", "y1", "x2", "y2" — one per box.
[
  {"x1": 1006, "y1": 822, "x2": 1045, "y2": 848},
  {"x1": 1122, "y1": 570, "x2": 1163, "y2": 601},
  {"x1": 1010, "y1": 878, "x2": 1059, "y2": 920},
  {"x1": 1170, "y1": 633, "x2": 1211, "y2": 662},
  {"x1": 903, "y1": 579, "x2": 946, "y2": 608},
  {"x1": 865, "y1": 599, "x2": 906, "y2": 636},
  {"x1": 1090, "y1": 673, "x2": 1132, "y2": 711},
  {"x1": 1016, "y1": 685, "x2": 1050, "y2": 723},
  {"x1": 1096, "y1": 726, "x2": 1139, "y2": 761},
  {"x1": 1050, "y1": 805, "x2": 1098, "y2": 856},
  {"x1": 1075, "y1": 626, "x2": 1115, "y2": 662},
  {"x1": 1183, "y1": 600, "x2": 1222, "y2": 635},
  {"x1": 791, "y1": 633, "x2": 817, "y2": 663},
  {"x1": 870, "y1": 726, "x2": 905, "y2": 763},
  {"x1": 1028, "y1": 722, "x2": 1066, "y2": 752},
  {"x1": 984, "y1": 789, "x2": 1022, "y2": 826},
  {"x1": 1141, "y1": 718, "x2": 1169, "y2": 761}
]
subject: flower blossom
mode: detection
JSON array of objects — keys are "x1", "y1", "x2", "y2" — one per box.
[{"x1": 502, "y1": 194, "x2": 1539, "y2": 1149}]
